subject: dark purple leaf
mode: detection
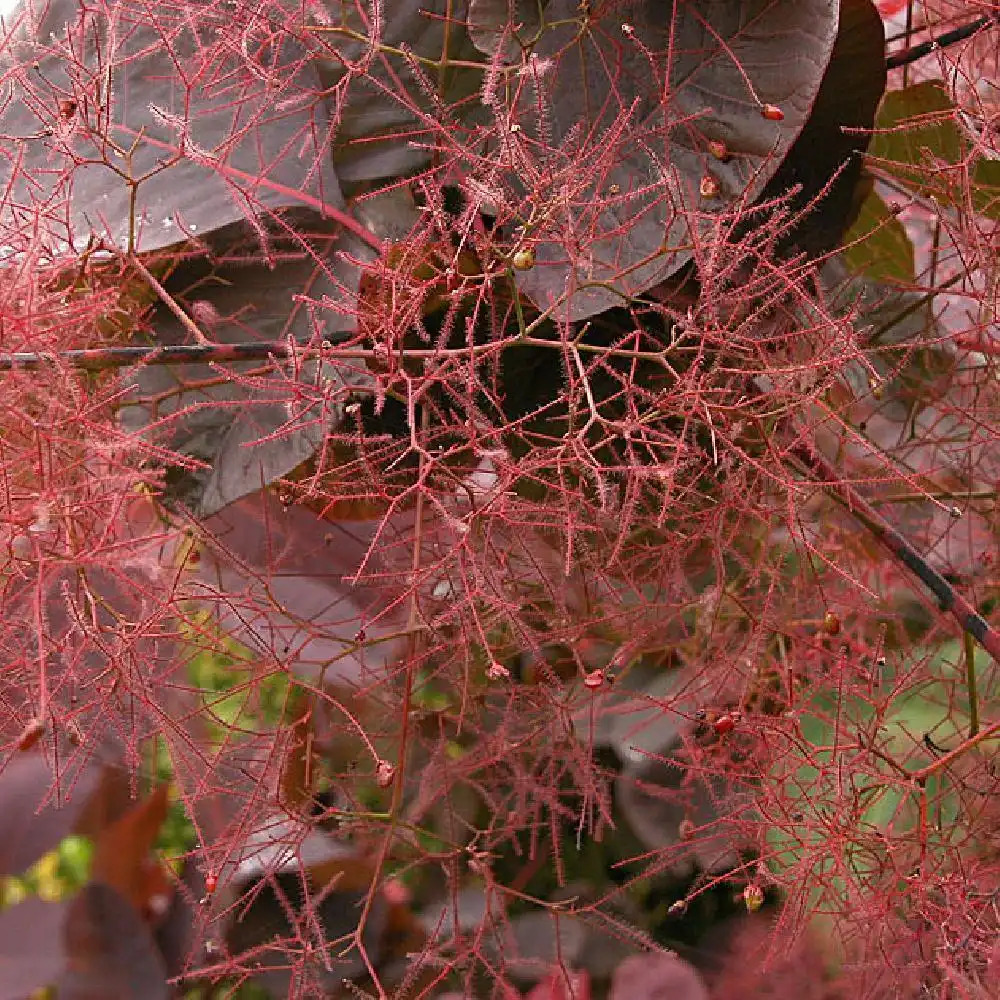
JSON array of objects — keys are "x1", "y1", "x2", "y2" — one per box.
[
  {"x1": 119, "y1": 187, "x2": 421, "y2": 518},
  {"x1": 57, "y1": 881, "x2": 168, "y2": 1000},
  {"x1": 504, "y1": 910, "x2": 586, "y2": 982},
  {"x1": 510, "y1": 0, "x2": 841, "y2": 320},
  {"x1": 610, "y1": 953, "x2": 709, "y2": 1000},
  {"x1": 120, "y1": 231, "x2": 375, "y2": 518},
  {"x1": 313, "y1": 1, "x2": 484, "y2": 187},
  {"x1": 223, "y1": 818, "x2": 386, "y2": 995},
  {"x1": 815, "y1": 262, "x2": 998, "y2": 578},
  {"x1": 0, "y1": 897, "x2": 69, "y2": 999},
  {"x1": 468, "y1": 0, "x2": 541, "y2": 61},
  {"x1": 191, "y1": 491, "x2": 412, "y2": 685},
  {"x1": 617, "y1": 740, "x2": 745, "y2": 874},
  {"x1": 1, "y1": 500, "x2": 183, "y2": 799},
  {"x1": 0, "y1": 1, "x2": 341, "y2": 253},
  {"x1": 754, "y1": 0, "x2": 887, "y2": 257},
  {"x1": 588, "y1": 666, "x2": 748, "y2": 872},
  {"x1": 0, "y1": 752, "x2": 100, "y2": 876}
]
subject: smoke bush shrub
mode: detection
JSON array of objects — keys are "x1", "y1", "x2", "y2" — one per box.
[{"x1": 0, "y1": 1, "x2": 997, "y2": 998}]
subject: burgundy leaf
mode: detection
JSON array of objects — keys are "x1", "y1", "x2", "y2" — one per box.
[
  {"x1": 0, "y1": 1, "x2": 341, "y2": 253},
  {"x1": 610, "y1": 953, "x2": 709, "y2": 1000},
  {"x1": 192, "y1": 491, "x2": 413, "y2": 685},
  {"x1": 510, "y1": 0, "x2": 840, "y2": 320},
  {"x1": 0, "y1": 897, "x2": 69, "y2": 1000},
  {"x1": 57, "y1": 882, "x2": 169, "y2": 1000},
  {"x1": 0, "y1": 753, "x2": 100, "y2": 877}
]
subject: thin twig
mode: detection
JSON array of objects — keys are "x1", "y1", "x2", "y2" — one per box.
[
  {"x1": 129, "y1": 254, "x2": 210, "y2": 345},
  {"x1": 910, "y1": 719, "x2": 1000, "y2": 784}
]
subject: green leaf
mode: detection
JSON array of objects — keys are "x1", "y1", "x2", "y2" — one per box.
[
  {"x1": 870, "y1": 81, "x2": 1000, "y2": 220},
  {"x1": 872, "y1": 81, "x2": 964, "y2": 166},
  {"x1": 972, "y1": 159, "x2": 1000, "y2": 217},
  {"x1": 766, "y1": 667, "x2": 976, "y2": 899},
  {"x1": 842, "y1": 188, "x2": 915, "y2": 281}
]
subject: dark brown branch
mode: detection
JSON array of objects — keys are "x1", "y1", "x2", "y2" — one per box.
[
  {"x1": 0, "y1": 337, "x2": 355, "y2": 372},
  {"x1": 788, "y1": 441, "x2": 999, "y2": 665},
  {"x1": 886, "y1": 13, "x2": 999, "y2": 70}
]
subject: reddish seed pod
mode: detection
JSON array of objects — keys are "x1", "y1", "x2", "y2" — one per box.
[
  {"x1": 511, "y1": 247, "x2": 536, "y2": 272},
  {"x1": 678, "y1": 818, "x2": 696, "y2": 841},
  {"x1": 699, "y1": 174, "x2": 720, "y2": 199},
  {"x1": 760, "y1": 103, "x2": 784, "y2": 121},
  {"x1": 204, "y1": 872, "x2": 218, "y2": 896},
  {"x1": 486, "y1": 660, "x2": 510, "y2": 681},
  {"x1": 17, "y1": 717, "x2": 46, "y2": 752},
  {"x1": 583, "y1": 669, "x2": 605, "y2": 690},
  {"x1": 822, "y1": 610, "x2": 841, "y2": 636},
  {"x1": 713, "y1": 712, "x2": 735, "y2": 736},
  {"x1": 375, "y1": 759, "x2": 395, "y2": 789},
  {"x1": 58, "y1": 99, "x2": 77, "y2": 121},
  {"x1": 707, "y1": 139, "x2": 729, "y2": 161}
]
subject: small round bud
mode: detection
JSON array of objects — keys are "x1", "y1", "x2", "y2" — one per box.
[
  {"x1": 713, "y1": 712, "x2": 735, "y2": 736},
  {"x1": 583, "y1": 668, "x2": 605, "y2": 690},
  {"x1": 486, "y1": 660, "x2": 510, "y2": 681},
  {"x1": 743, "y1": 883, "x2": 765, "y2": 912},
  {"x1": 678, "y1": 818, "x2": 696, "y2": 841},
  {"x1": 17, "y1": 717, "x2": 45, "y2": 752},
  {"x1": 700, "y1": 174, "x2": 720, "y2": 199},
  {"x1": 822, "y1": 610, "x2": 841, "y2": 636},
  {"x1": 668, "y1": 899, "x2": 687, "y2": 916},
  {"x1": 512, "y1": 247, "x2": 536, "y2": 271},
  {"x1": 760, "y1": 103, "x2": 784, "y2": 121},
  {"x1": 707, "y1": 139, "x2": 729, "y2": 161},
  {"x1": 375, "y1": 759, "x2": 395, "y2": 789}
]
